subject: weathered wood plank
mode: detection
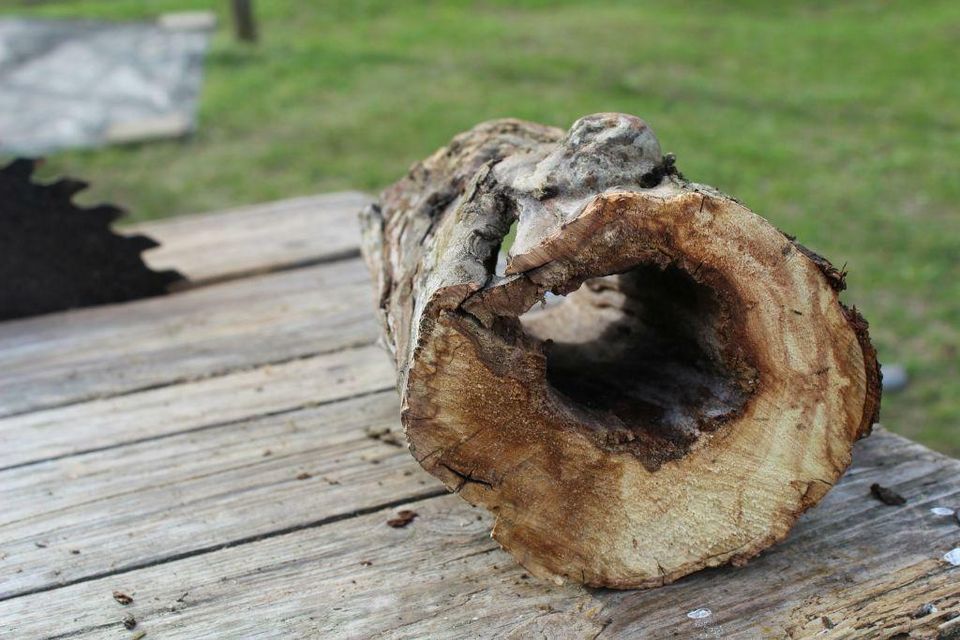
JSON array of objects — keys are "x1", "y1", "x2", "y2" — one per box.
[
  {"x1": 0, "y1": 391, "x2": 442, "y2": 600},
  {"x1": 1, "y1": 430, "x2": 958, "y2": 639},
  {"x1": 0, "y1": 258, "x2": 378, "y2": 418},
  {"x1": 131, "y1": 192, "x2": 371, "y2": 288},
  {"x1": 0, "y1": 344, "x2": 393, "y2": 470}
]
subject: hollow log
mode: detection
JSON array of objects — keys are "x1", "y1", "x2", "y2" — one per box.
[{"x1": 359, "y1": 113, "x2": 881, "y2": 589}]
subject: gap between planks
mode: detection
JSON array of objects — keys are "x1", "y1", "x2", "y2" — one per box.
[
  {"x1": 130, "y1": 191, "x2": 372, "y2": 290},
  {"x1": 1, "y1": 487, "x2": 449, "y2": 603},
  {"x1": 0, "y1": 257, "x2": 379, "y2": 419},
  {"x1": 0, "y1": 342, "x2": 394, "y2": 471}
]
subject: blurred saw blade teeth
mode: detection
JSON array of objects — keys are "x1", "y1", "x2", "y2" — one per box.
[{"x1": 0, "y1": 158, "x2": 184, "y2": 321}]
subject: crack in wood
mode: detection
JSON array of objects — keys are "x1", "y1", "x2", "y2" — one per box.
[{"x1": 439, "y1": 462, "x2": 495, "y2": 492}]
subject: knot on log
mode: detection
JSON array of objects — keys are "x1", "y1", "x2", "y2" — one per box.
[{"x1": 359, "y1": 113, "x2": 881, "y2": 588}]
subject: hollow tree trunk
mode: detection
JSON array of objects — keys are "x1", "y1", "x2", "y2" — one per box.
[{"x1": 359, "y1": 113, "x2": 881, "y2": 589}]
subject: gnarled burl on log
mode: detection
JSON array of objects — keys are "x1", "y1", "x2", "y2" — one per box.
[{"x1": 359, "y1": 113, "x2": 881, "y2": 589}]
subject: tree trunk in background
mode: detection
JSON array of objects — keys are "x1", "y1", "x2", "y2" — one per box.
[
  {"x1": 231, "y1": 0, "x2": 257, "y2": 43},
  {"x1": 359, "y1": 113, "x2": 881, "y2": 589}
]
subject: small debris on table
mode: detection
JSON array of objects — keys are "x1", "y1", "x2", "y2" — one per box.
[
  {"x1": 69, "y1": 549, "x2": 81, "y2": 555},
  {"x1": 380, "y1": 432, "x2": 405, "y2": 447},
  {"x1": 870, "y1": 483, "x2": 906, "y2": 506},
  {"x1": 112, "y1": 590, "x2": 134, "y2": 605},
  {"x1": 365, "y1": 426, "x2": 405, "y2": 447},
  {"x1": 295, "y1": 472, "x2": 312, "y2": 480},
  {"x1": 911, "y1": 603, "x2": 938, "y2": 618},
  {"x1": 359, "y1": 560, "x2": 373, "y2": 567},
  {"x1": 686, "y1": 608, "x2": 711, "y2": 620},
  {"x1": 131, "y1": 631, "x2": 147, "y2": 640},
  {"x1": 34, "y1": 541, "x2": 47, "y2": 548},
  {"x1": 123, "y1": 614, "x2": 137, "y2": 629},
  {"x1": 931, "y1": 507, "x2": 955, "y2": 517},
  {"x1": 821, "y1": 616, "x2": 836, "y2": 629},
  {"x1": 386, "y1": 510, "x2": 418, "y2": 528}
]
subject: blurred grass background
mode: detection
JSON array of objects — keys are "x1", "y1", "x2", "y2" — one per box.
[{"x1": 5, "y1": 0, "x2": 959, "y2": 454}]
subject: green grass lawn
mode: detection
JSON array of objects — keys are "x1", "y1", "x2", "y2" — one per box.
[{"x1": 6, "y1": 0, "x2": 959, "y2": 454}]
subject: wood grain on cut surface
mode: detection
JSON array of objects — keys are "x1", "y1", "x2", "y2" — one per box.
[
  {"x1": 132, "y1": 192, "x2": 372, "y2": 287},
  {"x1": 0, "y1": 258, "x2": 378, "y2": 418},
  {"x1": 1, "y1": 431, "x2": 957, "y2": 640}
]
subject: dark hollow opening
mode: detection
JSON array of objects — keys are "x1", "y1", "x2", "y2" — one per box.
[{"x1": 520, "y1": 264, "x2": 754, "y2": 470}]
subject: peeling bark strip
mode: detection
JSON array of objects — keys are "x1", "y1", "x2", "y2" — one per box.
[{"x1": 359, "y1": 113, "x2": 881, "y2": 589}]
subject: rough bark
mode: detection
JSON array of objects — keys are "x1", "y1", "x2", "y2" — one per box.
[{"x1": 359, "y1": 113, "x2": 881, "y2": 589}]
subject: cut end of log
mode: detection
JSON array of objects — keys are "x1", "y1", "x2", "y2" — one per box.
[{"x1": 360, "y1": 113, "x2": 881, "y2": 588}]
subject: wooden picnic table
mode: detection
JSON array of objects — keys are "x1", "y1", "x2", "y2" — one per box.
[{"x1": 0, "y1": 193, "x2": 957, "y2": 639}]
